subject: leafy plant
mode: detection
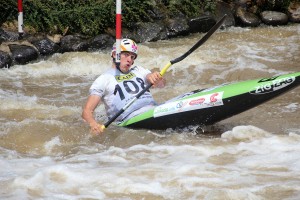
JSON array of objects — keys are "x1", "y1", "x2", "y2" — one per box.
[
  {"x1": 0, "y1": 0, "x2": 18, "y2": 25},
  {"x1": 1, "y1": 0, "x2": 295, "y2": 37}
]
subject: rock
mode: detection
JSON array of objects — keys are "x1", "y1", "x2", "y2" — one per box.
[
  {"x1": 235, "y1": 6, "x2": 261, "y2": 27},
  {"x1": 59, "y1": 35, "x2": 90, "y2": 52},
  {"x1": 124, "y1": 22, "x2": 167, "y2": 43},
  {"x1": 9, "y1": 44, "x2": 38, "y2": 65},
  {"x1": 188, "y1": 14, "x2": 216, "y2": 33},
  {"x1": 0, "y1": 28, "x2": 19, "y2": 42},
  {"x1": 215, "y1": 1, "x2": 236, "y2": 27},
  {"x1": 234, "y1": 0, "x2": 250, "y2": 7},
  {"x1": 88, "y1": 34, "x2": 115, "y2": 51},
  {"x1": 165, "y1": 14, "x2": 189, "y2": 38},
  {"x1": 287, "y1": 2, "x2": 300, "y2": 23},
  {"x1": 0, "y1": 50, "x2": 12, "y2": 68},
  {"x1": 260, "y1": 11, "x2": 289, "y2": 26},
  {"x1": 30, "y1": 36, "x2": 60, "y2": 56}
]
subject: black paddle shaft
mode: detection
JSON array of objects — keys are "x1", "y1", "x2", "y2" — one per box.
[
  {"x1": 171, "y1": 14, "x2": 227, "y2": 65},
  {"x1": 104, "y1": 83, "x2": 152, "y2": 127}
]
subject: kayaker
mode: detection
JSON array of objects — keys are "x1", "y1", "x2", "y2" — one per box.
[{"x1": 82, "y1": 38, "x2": 165, "y2": 135}]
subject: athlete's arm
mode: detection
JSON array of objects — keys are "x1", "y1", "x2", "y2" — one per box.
[{"x1": 82, "y1": 95, "x2": 104, "y2": 135}]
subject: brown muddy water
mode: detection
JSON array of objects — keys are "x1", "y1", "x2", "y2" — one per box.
[{"x1": 0, "y1": 24, "x2": 299, "y2": 200}]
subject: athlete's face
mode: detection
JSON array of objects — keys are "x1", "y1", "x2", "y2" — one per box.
[{"x1": 119, "y1": 52, "x2": 136, "y2": 73}]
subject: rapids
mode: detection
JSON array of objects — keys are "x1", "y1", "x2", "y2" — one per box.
[{"x1": 0, "y1": 24, "x2": 299, "y2": 199}]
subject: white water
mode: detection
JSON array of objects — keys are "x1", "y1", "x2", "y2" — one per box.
[{"x1": 0, "y1": 24, "x2": 300, "y2": 200}]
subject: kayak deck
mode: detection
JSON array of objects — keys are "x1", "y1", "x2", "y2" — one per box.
[{"x1": 118, "y1": 72, "x2": 300, "y2": 130}]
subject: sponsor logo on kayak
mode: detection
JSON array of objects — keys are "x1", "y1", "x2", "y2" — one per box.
[
  {"x1": 189, "y1": 98, "x2": 205, "y2": 105},
  {"x1": 251, "y1": 76, "x2": 296, "y2": 95},
  {"x1": 153, "y1": 92, "x2": 224, "y2": 117},
  {"x1": 176, "y1": 101, "x2": 189, "y2": 112}
]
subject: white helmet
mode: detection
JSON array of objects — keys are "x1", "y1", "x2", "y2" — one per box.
[{"x1": 111, "y1": 38, "x2": 138, "y2": 59}]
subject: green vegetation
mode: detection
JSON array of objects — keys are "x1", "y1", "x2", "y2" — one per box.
[
  {"x1": 0, "y1": 0, "x2": 217, "y2": 36},
  {"x1": 1, "y1": 0, "x2": 298, "y2": 36},
  {"x1": 162, "y1": 0, "x2": 210, "y2": 17},
  {"x1": 0, "y1": 0, "x2": 17, "y2": 25},
  {"x1": 23, "y1": 0, "x2": 116, "y2": 36}
]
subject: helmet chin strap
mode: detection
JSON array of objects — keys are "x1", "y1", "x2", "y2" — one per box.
[
  {"x1": 113, "y1": 58, "x2": 130, "y2": 74},
  {"x1": 113, "y1": 55, "x2": 135, "y2": 74},
  {"x1": 112, "y1": 54, "x2": 122, "y2": 73},
  {"x1": 114, "y1": 59, "x2": 121, "y2": 71}
]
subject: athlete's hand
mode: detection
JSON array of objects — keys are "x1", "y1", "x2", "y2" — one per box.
[
  {"x1": 147, "y1": 71, "x2": 165, "y2": 88},
  {"x1": 89, "y1": 121, "x2": 105, "y2": 135}
]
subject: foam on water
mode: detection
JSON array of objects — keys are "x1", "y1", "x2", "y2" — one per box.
[
  {"x1": 1, "y1": 125, "x2": 299, "y2": 199},
  {"x1": 0, "y1": 98, "x2": 79, "y2": 119},
  {"x1": 281, "y1": 103, "x2": 299, "y2": 112},
  {"x1": 0, "y1": 52, "x2": 111, "y2": 79}
]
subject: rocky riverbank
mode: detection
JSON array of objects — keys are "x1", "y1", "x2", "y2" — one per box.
[{"x1": 1, "y1": 1, "x2": 299, "y2": 69}]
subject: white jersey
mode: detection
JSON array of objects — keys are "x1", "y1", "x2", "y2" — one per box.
[{"x1": 89, "y1": 66, "x2": 157, "y2": 121}]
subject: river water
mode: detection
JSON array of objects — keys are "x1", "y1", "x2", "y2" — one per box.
[{"x1": 0, "y1": 24, "x2": 299, "y2": 199}]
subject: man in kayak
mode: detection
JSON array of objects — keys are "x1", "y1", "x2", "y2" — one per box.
[{"x1": 82, "y1": 38, "x2": 165, "y2": 135}]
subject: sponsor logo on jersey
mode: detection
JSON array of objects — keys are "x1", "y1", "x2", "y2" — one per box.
[{"x1": 115, "y1": 72, "x2": 136, "y2": 82}]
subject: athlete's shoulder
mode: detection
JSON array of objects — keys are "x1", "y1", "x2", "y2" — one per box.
[
  {"x1": 131, "y1": 65, "x2": 151, "y2": 76},
  {"x1": 131, "y1": 65, "x2": 148, "y2": 72},
  {"x1": 130, "y1": 65, "x2": 139, "y2": 71},
  {"x1": 93, "y1": 69, "x2": 116, "y2": 84},
  {"x1": 105, "y1": 68, "x2": 119, "y2": 75}
]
